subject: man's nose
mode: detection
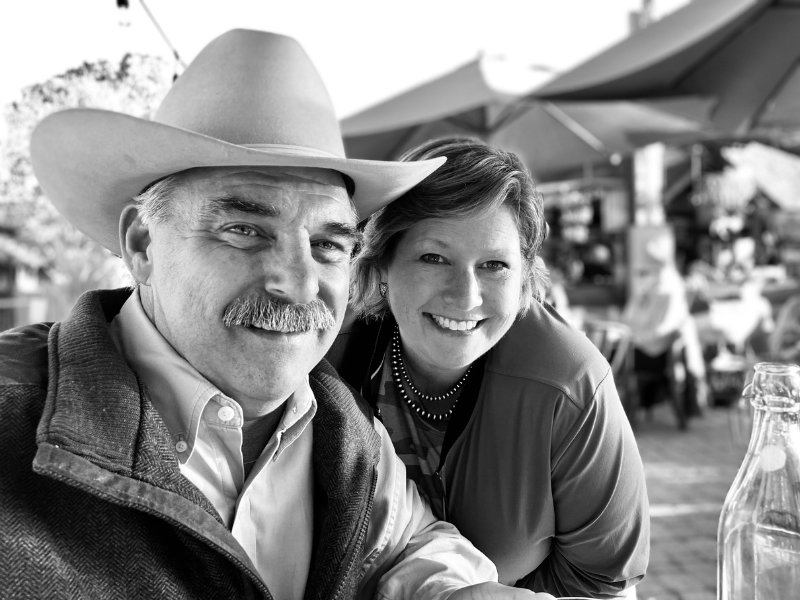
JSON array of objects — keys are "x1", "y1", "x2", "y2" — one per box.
[
  {"x1": 262, "y1": 241, "x2": 319, "y2": 304},
  {"x1": 442, "y1": 269, "x2": 483, "y2": 311}
]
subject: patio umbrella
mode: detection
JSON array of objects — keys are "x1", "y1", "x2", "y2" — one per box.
[
  {"x1": 531, "y1": 0, "x2": 800, "y2": 135},
  {"x1": 341, "y1": 58, "x2": 706, "y2": 181}
]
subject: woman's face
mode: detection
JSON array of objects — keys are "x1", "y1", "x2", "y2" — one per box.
[{"x1": 382, "y1": 205, "x2": 524, "y2": 379}]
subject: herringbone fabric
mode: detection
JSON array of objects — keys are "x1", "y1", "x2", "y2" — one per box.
[
  {"x1": 0, "y1": 382, "x2": 248, "y2": 599},
  {"x1": 0, "y1": 288, "x2": 382, "y2": 600}
]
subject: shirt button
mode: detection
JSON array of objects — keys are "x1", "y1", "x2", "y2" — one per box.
[
  {"x1": 175, "y1": 440, "x2": 188, "y2": 453},
  {"x1": 218, "y1": 406, "x2": 235, "y2": 422}
]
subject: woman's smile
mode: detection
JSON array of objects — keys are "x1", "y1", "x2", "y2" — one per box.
[{"x1": 428, "y1": 313, "x2": 483, "y2": 332}]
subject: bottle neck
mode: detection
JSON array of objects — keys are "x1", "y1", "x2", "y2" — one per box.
[{"x1": 747, "y1": 398, "x2": 800, "y2": 462}]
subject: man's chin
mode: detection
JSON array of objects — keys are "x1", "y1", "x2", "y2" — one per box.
[
  {"x1": 207, "y1": 327, "x2": 338, "y2": 397},
  {"x1": 209, "y1": 367, "x2": 314, "y2": 410}
]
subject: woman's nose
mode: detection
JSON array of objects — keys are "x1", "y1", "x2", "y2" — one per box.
[{"x1": 443, "y1": 270, "x2": 483, "y2": 311}]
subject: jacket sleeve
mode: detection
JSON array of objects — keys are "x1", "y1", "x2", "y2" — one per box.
[
  {"x1": 520, "y1": 369, "x2": 650, "y2": 598},
  {"x1": 357, "y1": 419, "x2": 498, "y2": 600}
]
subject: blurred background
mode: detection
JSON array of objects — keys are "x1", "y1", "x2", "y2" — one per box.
[
  {"x1": 3, "y1": 1, "x2": 800, "y2": 598},
  {"x1": 0, "y1": 0, "x2": 694, "y2": 326}
]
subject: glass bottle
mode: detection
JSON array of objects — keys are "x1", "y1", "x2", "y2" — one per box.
[{"x1": 718, "y1": 362, "x2": 800, "y2": 600}]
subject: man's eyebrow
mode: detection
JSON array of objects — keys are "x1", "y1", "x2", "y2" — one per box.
[
  {"x1": 322, "y1": 221, "x2": 362, "y2": 244},
  {"x1": 199, "y1": 195, "x2": 360, "y2": 241},
  {"x1": 202, "y1": 195, "x2": 280, "y2": 218}
]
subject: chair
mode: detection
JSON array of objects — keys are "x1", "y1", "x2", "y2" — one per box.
[
  {"x1": 625, "y1": 328, "x2": 691, "y2": 430},
  {"x1": 582, "y1": 319, "x2": 638, "y2": 427},
  {"x1": 663, "y1": 334, "x2": 690, "y2": 430}
]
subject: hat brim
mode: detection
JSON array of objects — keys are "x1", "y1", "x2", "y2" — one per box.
[{"x1": 31, "y1": 108, "x2": 444, "y2": 253}]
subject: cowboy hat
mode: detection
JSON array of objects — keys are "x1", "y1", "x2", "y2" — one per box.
[{"x1": 30, "y1": 29, "x2": 445, "y2": 253}]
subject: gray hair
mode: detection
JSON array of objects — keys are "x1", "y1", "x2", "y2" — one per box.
[
  {"x1": 131, "y1": 168, "x2": 358, "y2": 226},
  {"x1": 350, "y1": 137, "x2": 549, "y2": 320},
  {"x1": 131, "y1": 173, "x2": 184, "y2": 226},
  {"x1": 223, "y1": 294, "x2": 335, "y2": 332}
]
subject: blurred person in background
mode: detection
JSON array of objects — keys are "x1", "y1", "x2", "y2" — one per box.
[
  {"x1": 329, "y1": 137, "x2": 649, "y2": 598},
  {"x1": 623, "y1": 239, "x2": 707, "y2": 415},
  {"x1": 581, "y1": 242, "x2": 615, "y2": 284},
  {"x1": 0, "y1": 31, "x2": 555, "y2": 600}
]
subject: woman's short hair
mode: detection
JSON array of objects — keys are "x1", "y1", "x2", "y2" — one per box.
[{"x1": 350, "y1": 136, "x2": 548, "y2": 319}]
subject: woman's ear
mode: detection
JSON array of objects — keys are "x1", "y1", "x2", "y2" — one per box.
[{"x1": 119, "y1": 205, "x2": 153, "y2": 285}]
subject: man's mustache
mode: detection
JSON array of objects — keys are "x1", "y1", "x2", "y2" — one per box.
[{"x1": 222, "y1": 294, "x2": 336, "y2": 333}]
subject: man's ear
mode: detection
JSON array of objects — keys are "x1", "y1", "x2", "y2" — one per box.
[{"x1": 119, "y1": 205, "x2": 154, "y2": 285}]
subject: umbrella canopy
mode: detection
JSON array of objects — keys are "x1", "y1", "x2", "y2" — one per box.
[
  {"x1": 532, "y1": 0, "x2": 800, "y2": 135},
  {"x1": 342, "y1": 58, "x2": 706, "y2": 181}
]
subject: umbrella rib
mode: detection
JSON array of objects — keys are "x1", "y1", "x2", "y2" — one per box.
[
  {"x1": 671, "y1": 5, "x2": 769, "y2": 92},
  {"x1": 445, "y1": 115, "x2": 487, "y2": 135},
  {"x1": 384, "y1": 124, "x2": 425, "y2": 160},
  {"x1": 489, "y1": 99, "x2": 537, "y2": 133},
  {"x1": 540, "y1": 102, "x2": 608, "y2": 153},
  {"x1": 746, "y1": 56, "x2": 800, "y2": 132}
]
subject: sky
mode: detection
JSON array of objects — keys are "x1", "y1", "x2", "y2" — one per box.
[{"x1": 0, "y1": 0, "x2": 689, "y2": 119}]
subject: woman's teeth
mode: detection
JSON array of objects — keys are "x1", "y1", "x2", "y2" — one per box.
[{"x1": 431, "y1": 315, "x2": 478, "y2": 331}]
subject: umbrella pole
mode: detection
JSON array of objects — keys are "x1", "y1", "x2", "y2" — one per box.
[{"x1": 583, "y1": 161, "x2": 594, "y2": 181}]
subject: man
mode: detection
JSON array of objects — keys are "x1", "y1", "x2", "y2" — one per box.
[{"x1": 0, "y1": 29, "x2": 554, "y2": 600}]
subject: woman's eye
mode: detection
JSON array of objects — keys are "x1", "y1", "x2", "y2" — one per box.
[
  {"x1": 421, "y1": 254, "x2": 444, "y2": 264},
  {"x1": 484, "y1": 260, "x2": 508, "y2": 270}
]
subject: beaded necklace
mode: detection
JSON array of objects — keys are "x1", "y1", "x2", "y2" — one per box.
[{"x1": 390, "y1": 326, "x2": 472, "y2": 422}]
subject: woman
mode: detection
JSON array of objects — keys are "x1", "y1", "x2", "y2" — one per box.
[{"x1": 330, "y1": 138, "x2": 648, "y2": 598}]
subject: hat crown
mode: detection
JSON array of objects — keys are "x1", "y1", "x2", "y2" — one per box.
[
  {"x1": 155, "y1": 29, "x2": 345, "y2": 156},
  {"x1": 29, "y1": 28, "x2": 445, "y2": 255}
]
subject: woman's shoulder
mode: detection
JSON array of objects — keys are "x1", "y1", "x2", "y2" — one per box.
[{"x1": 484, "y1": 302, "x2": 612, "y2": 408}]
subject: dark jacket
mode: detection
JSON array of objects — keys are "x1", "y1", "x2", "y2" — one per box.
[
  {"x1": 0, "y1": 288, "x2": 384, "y2": 599},
  {"x1": 329, "y1": 302, "x2": 650, "y2": 598}
]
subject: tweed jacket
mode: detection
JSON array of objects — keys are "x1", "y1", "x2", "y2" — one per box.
[{"x1": 0, "y1": 288, "x2": 495, "y2": 599}]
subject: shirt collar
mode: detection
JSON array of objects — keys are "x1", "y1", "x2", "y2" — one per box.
[{"x1": 109, "y1": 288, "x2": 315, "y2": 460}]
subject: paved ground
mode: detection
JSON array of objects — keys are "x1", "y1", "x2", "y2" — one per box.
[{"x1": 633, "y1": 401, "x2": 750, "y2": 600}]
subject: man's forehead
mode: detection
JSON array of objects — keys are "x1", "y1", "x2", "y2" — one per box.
[{"x1": 180, "y1": 165, "x2": 349, "y2": 200}]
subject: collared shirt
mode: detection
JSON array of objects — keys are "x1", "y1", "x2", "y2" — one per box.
[{"x1": 109, "y1": 288, "x2": 315, "y2": 600}]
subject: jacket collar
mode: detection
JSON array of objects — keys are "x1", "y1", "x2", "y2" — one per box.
[{"x1": 37, "y1": 287, "x2": 222, "y2": 516}]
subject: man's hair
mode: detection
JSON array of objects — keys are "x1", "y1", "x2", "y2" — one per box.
[
  {"x1": 132, "y1": 169, "x2": 358, "y2": 226},
  {"x1": 132, "y1": 173, "x2": 184, "y2": 226},
  {"x1": 350, "y1": 137, "x2": 548, "y2": 320}
]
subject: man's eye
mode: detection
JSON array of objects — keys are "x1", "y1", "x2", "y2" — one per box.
[
  {"x1": 225, "y1": 224, "x2": 259, "y2": 237},
  {"x1": 312, "y1": 240, "x2": 350, "y2": 256},
  {"x1": 421, "y1": 254, "x2": 444, "y2": 264}
]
